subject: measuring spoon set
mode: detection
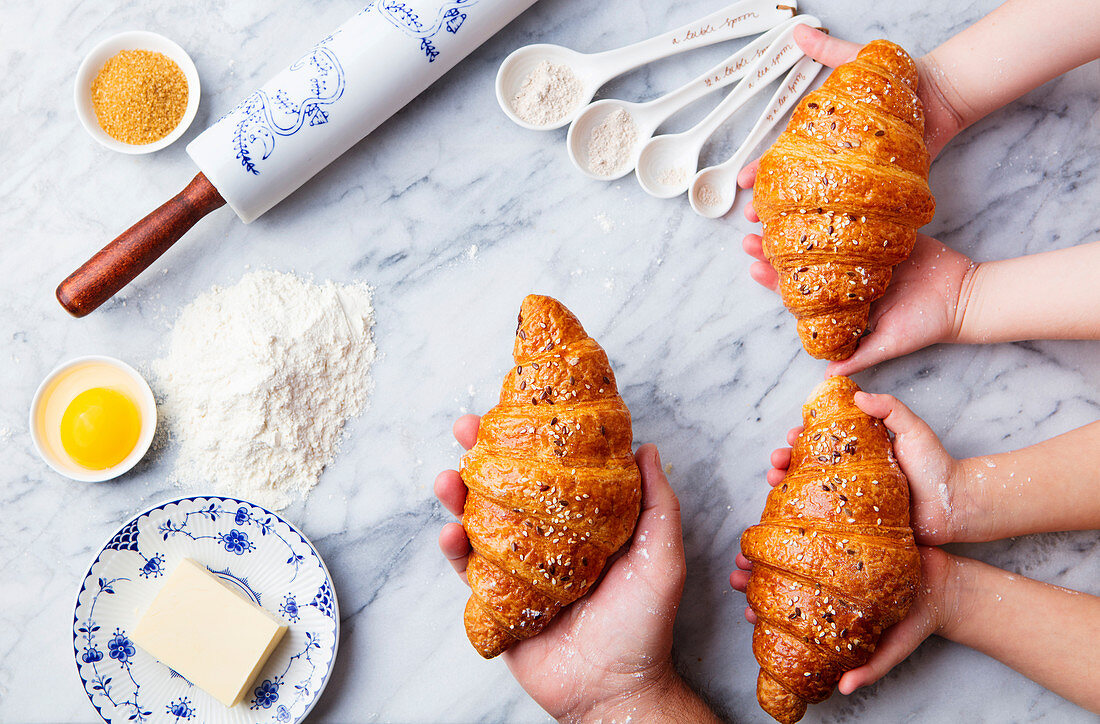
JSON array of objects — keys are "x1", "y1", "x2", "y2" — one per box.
[{"x1": 496, "y1": 0, "x2": 824, "y2": 218}]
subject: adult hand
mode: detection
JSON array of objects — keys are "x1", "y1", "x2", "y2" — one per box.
[{"x1": 435, "y1": 415, "x2": 718, "y2": 723}]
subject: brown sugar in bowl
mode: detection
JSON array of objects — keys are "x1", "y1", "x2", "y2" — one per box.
[{"x1": 75, "y1": 31, "x2": 200, "y2": 154}]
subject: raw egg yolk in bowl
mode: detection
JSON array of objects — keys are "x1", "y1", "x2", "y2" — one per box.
[
  {"x1": 60, "y1": 387, "x2": 142, "y2": 469},
  {"x1": 30, "y1": 356, "x2": 156, "y2": 482}
]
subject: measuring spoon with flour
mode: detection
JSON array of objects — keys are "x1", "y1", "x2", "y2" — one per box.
[
  {"x1": 690, "y1": 55, "x2": 822, "y2": 218},
  {"x1": 635, "y1": 15, "x2": 816, "y2": 198},
  {"x1": 496, "y1": 0, "x2": 797, "y2": 131},
  {"x1": 567, "y1": 16, "x2": 803, "y2": 181}
]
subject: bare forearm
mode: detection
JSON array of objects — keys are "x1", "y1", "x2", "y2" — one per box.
[
  {"x1": 954, "y1": 421, "x2": 1100, "y2": 541},
  {"x1": 942, "y1": 555, "x2": 1100, "y2": 713},
  {"x1": 926, "y1": 0, "x2": 1100, "y2": 136},
  {"x1": 952, "y1": 240, "x2": 1100, "y2": 345}
]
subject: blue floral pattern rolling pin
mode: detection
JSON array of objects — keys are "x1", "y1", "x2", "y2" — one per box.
[{"x1": 56, "y1": 0, "x2": 538, "y2": 317}]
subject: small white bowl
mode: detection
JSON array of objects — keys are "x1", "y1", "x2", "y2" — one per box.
[
  {"x1": 30, "y1": 356, "x2": 157, "y2": 483},
  {"x1": 74, "y1": 30, "x2": 200, "y2": 154}
]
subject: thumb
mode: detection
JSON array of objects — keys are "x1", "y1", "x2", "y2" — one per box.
[
  {"x1": 839, "y1": 545, "x2": 944, "y2": 694},
  {"x1": 794, "y1": 25, "x2": 861, "y2": 68},
  {"x1": 825, "y1": 329, "x2": 896, "y2": 377},
  {"x1": 635, "y1": 444, "x2": 682, "y2": 536},
  {"x1": 852, "y1": 391, "x2": 932, "y2": 439},
  {"x1": 629, "y1": 444, "x2": 685, "y2": 586},
  {"x1": 853, "y1": 391, "x2": 952, "y2": 486},
  {"x1": 837, "y1": 602, "x2": 936, "y2": 694}
]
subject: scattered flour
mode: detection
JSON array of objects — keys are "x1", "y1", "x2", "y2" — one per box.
[
  {"x1": 594, "y1": 212, "x2": 615, "y2": 233},
  {"x1": 153, "y1": 270, "x2": 377, "y2": 510},
  {"x1": 586, "y1": 108, "x2": 638, "y2": 177},
  {"x1": 936, "y1": 481, "x2": 952, "y2": 518},
  {"x1": 511, "y1": 60, "x2": 582, "y2": 126}
]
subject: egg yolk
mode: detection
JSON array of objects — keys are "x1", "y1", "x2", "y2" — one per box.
[{"x1": 60, "y1": 387, "x2": 142, "y2": 470}]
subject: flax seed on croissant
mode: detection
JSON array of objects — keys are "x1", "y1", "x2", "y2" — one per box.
[
  {"x1": 459, "y1": 294, "x2": 641, "y2": 658},
  {"x1": 753, "y1": 40, "x2": 936, "y2": 361},
  {"x1": 740, "y1": 376, "x2": 920, "y2": 723}
]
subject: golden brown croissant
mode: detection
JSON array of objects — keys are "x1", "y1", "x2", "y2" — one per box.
[
  {"x1": 459, "y1": 294, "x2": 641, "y2": 658},
  {"x1": 753, "y1": 40, "x2": 936, "y2": 361},
  {"x1": 740, "y1": 376, "x2": 920, "y2": 723}
]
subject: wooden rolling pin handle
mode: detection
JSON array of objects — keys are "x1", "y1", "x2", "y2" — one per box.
[{"x1": 56, "y1": 172, "x2": 226, "y2": 318}]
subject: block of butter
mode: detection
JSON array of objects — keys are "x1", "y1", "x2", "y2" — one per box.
[{"x1": 132, "y1": 558, "x2": 288, "y2": 707}]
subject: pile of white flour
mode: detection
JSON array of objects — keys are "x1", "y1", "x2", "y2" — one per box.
[
  {"x1": 153, "y1": 271, "x2": 377, "y2": 510},
  {"x1": 511, "y1": 59, "x2": 582, "y2": 126}
]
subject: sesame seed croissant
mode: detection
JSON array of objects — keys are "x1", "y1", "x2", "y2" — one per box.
[
  {"x1": 459, "y1": 294, "x2": 641, "y2": 658},
  {"x1": 753, "y1": 40, "x2": 936, "y2": 361},
  {"x1": 741, "y1": 376, "x2": 920, "y2": 723}
]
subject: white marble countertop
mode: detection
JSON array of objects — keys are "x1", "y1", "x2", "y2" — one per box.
[{"x1": 2, "y1": 0, "x2": 1098, "y2": 721}]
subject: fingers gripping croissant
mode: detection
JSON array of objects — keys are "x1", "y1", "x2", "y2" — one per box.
[
  {"x1": 753, "y1": 40, "x2": 936, "y2": 360},
  {"x1": 741, "y1": 376, "x2": 920, "y2": 723},
  {"x1": 460, "y1": 295, "x2": 641, "y2": 658}
]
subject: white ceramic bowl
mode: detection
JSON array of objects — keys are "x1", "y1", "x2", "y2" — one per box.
[
  {"x1": 30, "y1": 355, "x2": 157, "y2": 483},
  {"x1": 74, "y1": 30, "x2": 200, "y2": 154}
]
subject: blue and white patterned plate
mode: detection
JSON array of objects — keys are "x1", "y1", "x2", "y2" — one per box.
[{"x1": 73, "y1": 496, "x2": 339, "y2": 724}]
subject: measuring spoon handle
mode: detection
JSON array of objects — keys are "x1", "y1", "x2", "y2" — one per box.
[
  {"x1": 643, "y1": 14, "x2": 806, "y2": 124},
  {"x1": 594, "y1": 0, "x2": 795, "y2": 83},
  {"x1": 690, "y1": 15, "x2": 816, "y2": 142},
  {"x1": 725, "y1": 55, "x2": 823, "y2": 170}
]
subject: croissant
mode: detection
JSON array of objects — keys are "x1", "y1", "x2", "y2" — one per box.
[
  {"x1": 740, "y1": 376, "x2": 920, "y2": 723},
  {"x1": 753, "y1": 40, "x2": 936, "y2": 360},
  {"x1": 459, "y1": 294, "x2": 641, "y2": 658}
]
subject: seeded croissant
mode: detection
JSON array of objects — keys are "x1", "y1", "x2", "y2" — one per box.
[
  {"x1": 459, "y1": 294, "x2": 641, "y2": 658},
  {"x1": 741, "y1": 376, "x2": 920, "y2": 723},
  {"x1": 753, "y1": 40, "x2": 936, "y2": 360}
]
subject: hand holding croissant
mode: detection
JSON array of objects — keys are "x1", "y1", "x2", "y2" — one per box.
[
  {"x1": 740, "y1": 376, "x2": 921, "y2": 722},
  {"x1": 437, "y1": 423, "x2": 718, "y2": 722},
  {"x1": 435, "y1": 295, "x2": 718, "y2": 722},
  {"x1": 751, "y1": 38, "x2": 936, "y2": 360}
]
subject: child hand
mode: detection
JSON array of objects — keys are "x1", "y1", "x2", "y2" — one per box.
[
  {"x1": 742, "y1": 232, "x2": 975, "y2": 377},
  {"x1": 731, "y1": 546, "x2": 959, "y2": 694},
  {"x1": 836, "y1": 545, "x2": 957, "y2": 693},
  {"x1": 737, "y1": 24, "x2": 964, "y2": 200},
  {"x1": 851, "y1": 391, "x2": 971, "y2": 545},
  {"x1": 826, "y1": 236, "x2": 974, "y2": 377},
  {"x1": 752, "y1": 398, "x2": 964, "y2": 546}
]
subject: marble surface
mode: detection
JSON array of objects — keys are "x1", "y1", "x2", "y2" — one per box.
[{"x1": 1, "y1": 0, "x2": 1098, "y2": 721}]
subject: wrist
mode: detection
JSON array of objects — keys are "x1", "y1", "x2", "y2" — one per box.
[
  {"x1": 941, "y1": 455, "x2": 987, "y2": 542},
  {"x1": 948, "y1": 261, "x2": 984, "y2": 344},
  {"x1": 566, "y1": 661, "x2": 673, "y2": 724},
  {"x1": 916, "y1": 52, "x2": 970, "y2": 157},
  {"x1": 572, "y1": 663, "x2": 715, "y2": 724},
  {"x1": 934, "y1": 552, "x2": 979, "y2": 642}
]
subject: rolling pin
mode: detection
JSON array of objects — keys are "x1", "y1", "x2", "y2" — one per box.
[{"x1": 58, "y1": 0, "x2": 538, "y2": 317}]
